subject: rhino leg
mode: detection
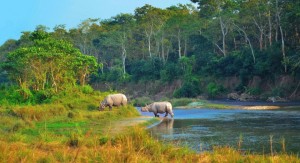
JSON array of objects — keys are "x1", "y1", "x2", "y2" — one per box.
[
  {"x1": 170, "y1": 113, "x2": 174, "y2": 118},
  {"x1": 109, "y1": 105, "x2": 113, "y2": 111},
  {"x1": 164, "y1": 112, "x2": 168, "y2": 117},
  {"x1": 154, "y1": 113, "x2": 159, "y2": 117}
]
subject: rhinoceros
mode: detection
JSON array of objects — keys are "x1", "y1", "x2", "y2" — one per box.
[
  {"x1": 141, "y1": 101, "x2": 174, "y2": 118},
  {"x1": 99, "y1": 93, "x2": 127, "y2": 111}
]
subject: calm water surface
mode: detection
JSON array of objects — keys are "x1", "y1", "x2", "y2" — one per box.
[{"x1": 138, "y1": 107, "x2": 300, "y2": 154}]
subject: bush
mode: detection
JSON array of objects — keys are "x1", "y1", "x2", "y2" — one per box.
[
  {"x1": 68, "y1": 132, "x2": 81, "y2": 147},
  {"x1": 170, "y1": 98, "x2": 197, "y2": 107},
  {"x1": 173, "y1": 82, "x2": 200, "y2": 98},
  {"x1": 81, "y1": 85, "x2": 94, "y2": 94},
  {"x1": 160, "y1": 62, "x2": 182, "y2": 83},
  {"x1": 206, "y1": 82, "x2": 224, "y2": 98},
  {"x1": 131, "y1": 97, "x2": 153, "y2": 107},
  {"x1": 245, "y1": 87, "x2": 262, "y2": 96}
]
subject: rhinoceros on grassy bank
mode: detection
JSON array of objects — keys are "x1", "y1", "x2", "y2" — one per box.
[
  {"x1": 141, "y1": 101, "x2": 174, "y2": 118},
  {"x1": 99, "y1": 93, "x2": 127, "y2": 111}
]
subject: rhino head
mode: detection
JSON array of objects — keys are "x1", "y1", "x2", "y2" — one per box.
[
  {"x1": 99, "y1": 102, "x2": 106, "y2": 111},
  {"x1": 141, "y1": 104, "x2": 150, "y2": 112}
]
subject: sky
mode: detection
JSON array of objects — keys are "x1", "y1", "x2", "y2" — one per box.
[{"x1": 0, "y1": 0, "x2": 191, "y2": 45}]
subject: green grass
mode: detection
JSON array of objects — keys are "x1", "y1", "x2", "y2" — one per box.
[
  {"x1": 0, "y1": 90, "x2": 299, "y2": 162},
  {"x1": 170, "y1": 98, "x2": 198, "y2": 107}
]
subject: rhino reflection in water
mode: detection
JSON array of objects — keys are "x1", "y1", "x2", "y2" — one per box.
[{"x1": 151, "y1": 118, "x2": 174, "y2": 136}]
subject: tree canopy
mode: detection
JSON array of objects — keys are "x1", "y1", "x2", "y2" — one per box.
[
  {"x1": 1, "y1": 28, "x2": 98, "y2": 93},
  {"x1": 1, "y1": 1, "x2": 300, "y2": 99}
]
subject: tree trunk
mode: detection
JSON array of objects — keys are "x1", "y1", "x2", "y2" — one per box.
[
  {"x1": 145, "y1": 22, "x2": 154, "y2": 58},
  {"x1": 155, "y1": 39, "x2": 160, "y2": 58},
  {"x1": 121, "y1": 33, "x2": 127, "y2": 78},
  {"x1": 219, "y1": 17, "x2": 228, "y2": 57},
  {"x1": 177, "y1": 29, "x2": 182, "y2": 59},
  {"x1": 253, "y1": 13, "x2": 264, "y2": 51},
  {"x1": 268, "y1": 10, "x2": 272, "y2": 46},
  {"x1": 146, "y1": 30, "x2": 152, "y2": 58},
  {"x1": 161, "y1": 35, "x2": 165, "y2": 64},
  {"x1": 276, "y1": 0, "x2": 287, "y2": 73},
  {"x1": 275, "y1": 3, "x2": 279, "y2": 43},
  {"x1": 253, "y1": 18, "x2": 264, "y2": 51},
  {"x1": 234, "y1": 23, "x2": 256, "y2": 64},
  {"x1": 279, "y1": 25, "x2": 287, "y2": 73},
  {"x1": 234, "y1": 37, "x2": 237, "y2": 50},
  {"x1": 184, "y1": 37, "x2": 187, "y2": 56}
]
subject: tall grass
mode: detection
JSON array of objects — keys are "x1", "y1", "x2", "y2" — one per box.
[
  {"x1": 0, "y1": 127, "x2": 299, "y2": 162},
  {"x1": 0, "y1": 88, "x2": 299, "y2": 162}
]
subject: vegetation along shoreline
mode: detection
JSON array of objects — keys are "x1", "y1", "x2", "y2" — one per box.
[{"x1": 0, "y1": 0, "x2": 300, "y2": 162}]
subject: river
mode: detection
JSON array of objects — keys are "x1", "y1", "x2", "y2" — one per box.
[{"x1": 138, "y1": 106, "x2": 300, "y2": 154}]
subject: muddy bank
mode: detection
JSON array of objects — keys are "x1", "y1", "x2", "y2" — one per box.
[{"x1": 176, "y1": 99, "x2": 300, "y2": 110}]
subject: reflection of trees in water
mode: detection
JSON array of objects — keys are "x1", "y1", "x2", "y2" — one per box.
[{"x1": 150, "y1": 118, "x2": 174, "y2": 136}]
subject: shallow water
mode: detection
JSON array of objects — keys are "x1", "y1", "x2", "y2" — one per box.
[{"x1": 138, "y1": 107, "x2": 300, "y2": 154}]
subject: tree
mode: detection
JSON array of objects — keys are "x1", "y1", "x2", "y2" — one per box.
[
  {"x1": 2, "y1": 29, "x2": 98, "y2": 92},
  {"x1": 97, "y1": 13, "x2": 135, "y2": 79},
  {"x1": 165, "y1": 5, "x2": 199, "y2": 59},
  {"x1": 135, "y1": 5, "x2": 167, "y2": 58},
  {"x1": 192, "y1": 0, "x2": 238, "y2": 57}
]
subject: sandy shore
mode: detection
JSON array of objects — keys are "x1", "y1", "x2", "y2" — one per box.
[
  {"x1": 177, "y1": 103, "x2": 300, "y2": 110},
  {"x1": 238, "y1": 105, "x2": 281, "y2": 110}
]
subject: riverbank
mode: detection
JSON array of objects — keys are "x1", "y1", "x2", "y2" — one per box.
[
  {"x1": 175, "y1": 99, "x2": 300, "y2": 110},
  {"x1": 0, "y1": 91, "x2": 299, "y2": 162}
]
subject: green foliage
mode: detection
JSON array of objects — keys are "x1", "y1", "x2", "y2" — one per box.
[
  {"x1": 129, "y1": 57, "x2": 163, "y2": 82},
  {"x1": 1, "y1": 1, "x2": 300, "y2": 99},
  {"x1": 270, "y1": 86, "x2": 286, "y2": 97},
  {"x1": 173, "y1": 82, "x2": 200, "y2": 98},
  {"x1": 1, "y1": 32, "x2": 98, "y2": 93},
  {"x1": 160, "y1": 62, "x2": 183, "y2": 83},
  {"x1": 170, "y1": 98, "x2": 197, "y2": 107},
  {"x1": 131, "y1": 96, "x2": 153, "y2": 107},
  {"x1": 0, "y1": 84, "x2": 98, "y2": 106},
  {"x1": 173, "y1": 75, "x2": 200, "y2": 98},
  {"x1": 245, "y1": 87, "x2": 262, "y2": 96},
  {"x1": 80, "y1": 85, "x2": 94, "y2": 94},
  {"x1": 106, "y1": 67, "x2": 123, "y2": 82},
  {"x1": 206, "y1": 82, "x2": 224, "y2": 98}
]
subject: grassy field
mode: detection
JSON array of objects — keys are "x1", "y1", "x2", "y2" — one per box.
[{"x1": 0, "y1": 91, "x2": 299, "y2": 162}]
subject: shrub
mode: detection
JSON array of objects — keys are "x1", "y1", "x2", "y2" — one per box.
[
  {"x1": 80, "y1": 85, "x2": 94, "y2": 94},
  {"x1": 170, "y1": 98, "x2": 197, "y2": 107},
  {"x1": 160, "y1": 62, "x2": 182, "y2": 83},
  {"x1": 245, "y1": 87, "x2": 262, "y2": 96},
  {"x1": 173, "y1": 82, "x2": 200, "y2": 98},
  {"x1": 131, "y1": 96, "x2": 153, "y2": 107},
  {"x1": 68, "y1": 132, "x2": 81, "y2": 147},
  {"x1": 206, "y1": 82, "x2": 224, "y2": 98}
]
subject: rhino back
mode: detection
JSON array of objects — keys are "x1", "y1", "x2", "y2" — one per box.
[
  {"x1": 109, "y1": 94, "x2": 127, "y2": 106},
  {"x1": 151, "y1": 102, "x2": 172, "y2": 113}
]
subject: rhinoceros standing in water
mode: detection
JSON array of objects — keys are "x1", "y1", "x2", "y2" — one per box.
[
  {"x1": 141, "y1": 101, "x2": 174, "y2": 118},
  {"x1": 99, "y1": 93, "x2": 127, "y2": 111}
]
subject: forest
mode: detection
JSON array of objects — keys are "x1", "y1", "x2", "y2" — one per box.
[{"x1": 0, "y1": 0, "x2": 300, "y2": 102}]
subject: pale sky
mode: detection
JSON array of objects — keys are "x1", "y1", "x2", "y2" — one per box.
[{"x1": 0, "y1": 0, "x2": 192, "y2": 45}]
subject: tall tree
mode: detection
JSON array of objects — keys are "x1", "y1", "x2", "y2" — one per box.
[{"x1": 2, "y1": 29, "x2": 98, "y2": 92}]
